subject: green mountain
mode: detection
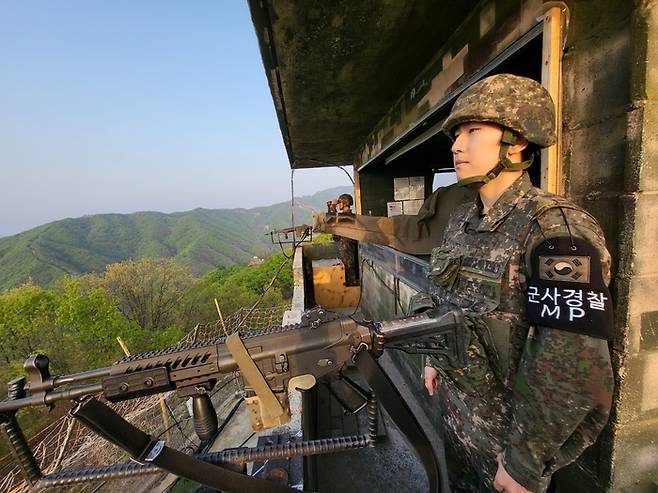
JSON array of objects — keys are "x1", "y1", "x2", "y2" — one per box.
[{"x1": 0, "y1": 186, "x2": 351, "y2": 291}]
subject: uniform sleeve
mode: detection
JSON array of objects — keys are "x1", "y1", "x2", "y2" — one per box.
[{"x1": 502, "y1": 209, "x2": 614, "y2": 491}]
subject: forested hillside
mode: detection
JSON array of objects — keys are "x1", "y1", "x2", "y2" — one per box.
[
  {"x1": 0, "y1": 246, "x2": 305, "y2": 451},
  {"x1": 0, "y1": 186, "x2": 350, "y2": 290}
]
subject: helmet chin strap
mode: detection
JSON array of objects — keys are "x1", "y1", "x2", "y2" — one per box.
[{"x1": 457, "y1": 128, "x2": 534, "y2": 190}]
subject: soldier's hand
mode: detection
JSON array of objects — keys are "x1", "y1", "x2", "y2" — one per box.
[
  {"x1": 424, "y1": 366, "x2": 440, "y2": 396},
  {"x1": 493, "y1": 453, "x2": 532, "y2": 493}
]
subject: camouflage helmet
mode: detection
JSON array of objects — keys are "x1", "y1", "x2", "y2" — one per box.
[
  {"x1": 338, "y1": 193, "x2": 354, "y2": 206},
  {"x1": 442, "y1": 73, "x2": 556, "y2": 148}
]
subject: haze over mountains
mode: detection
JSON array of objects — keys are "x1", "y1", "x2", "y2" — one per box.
[{"x1": 0, "y1": 186, "x2": 350, "y2": 291}]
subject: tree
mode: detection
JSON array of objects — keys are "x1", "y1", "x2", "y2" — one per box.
[
  {"x1": 53, "y1": 277, "x2": 141, "y2": 368},
  {"x1": 0, "y1": 282, "x2": 57, "y2": 370},
  {"x1": 92, "y1": 258, "x2": 194, "y2": 332},
  {"x1": 203, "y1": 251, "x2": 293, "y2": 297}
]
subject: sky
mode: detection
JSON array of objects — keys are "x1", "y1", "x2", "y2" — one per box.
[{"x1": 0, "y1": 1, "x2": 352, "y2": 238}]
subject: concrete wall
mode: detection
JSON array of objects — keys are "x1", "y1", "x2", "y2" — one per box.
[
  {"x1": 354, "y1": 0, "x2": 542, "y2": 168},
  {"x1": 348, "y1": 1, "x2": 658, "y2": 491},
  {"x1": 556, "y1": 1, "x2": 658, "y2": 492},
  {"x1": 357, "y1": 243, "x2": 451, "y2": 492}
]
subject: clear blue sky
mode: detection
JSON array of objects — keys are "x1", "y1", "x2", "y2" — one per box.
[{"x1": 0, "y1": 1, "x2": 351, "y2": 238}]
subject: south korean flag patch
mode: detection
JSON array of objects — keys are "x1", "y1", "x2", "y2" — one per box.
[{"x1": 525, "y1": 236, "x2": 614, "y2": 340}]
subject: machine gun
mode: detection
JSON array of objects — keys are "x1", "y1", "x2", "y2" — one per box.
[{"x1": 0, "y1": 306, "x2": 468, "y2": 493}]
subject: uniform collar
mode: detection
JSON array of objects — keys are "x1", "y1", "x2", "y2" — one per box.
[{"x1": 465, "y1": 173, "x2": 533, "y2": 232}]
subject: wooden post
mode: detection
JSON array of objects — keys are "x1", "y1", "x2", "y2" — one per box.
[
  {"x1": 116, "y1": 337, "x2": 172, "y2": 444},
  {"x1": 116, "y1": 336, "x2": 130, "y2": 357},
  {"x1": 353, "y1": 164, "x2": 363, "y2": 215},
  {"x1": 214, "y1": 298, "x2": 229, "y2": 337},
  {"x1": 541, "y1": 5, "x2": 565, "y2": 195}
]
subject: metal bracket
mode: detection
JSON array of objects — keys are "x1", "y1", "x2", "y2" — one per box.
[
  {"x1": 103, "y1": 367, "x2": 172, "y2": 401},
  {"x1": 144, "y1": 440, "x2": 166, "y2": 462},
  {"x1": 225, "y1": 333, "x2": 290, "y2": 431}
]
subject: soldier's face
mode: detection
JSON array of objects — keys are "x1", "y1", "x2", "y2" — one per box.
[{"x1": 451, "y1": 122, "x2": 503, "y2": 180}]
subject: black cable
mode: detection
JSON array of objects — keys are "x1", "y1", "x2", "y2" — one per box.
[
  {"x1": 277, "y1": 229, "x2": 309, "y2": 259},
  {"x1": 277, "y1": 236, "x2": 292, "y2": 259},
  {"x1": 238, "y1": 432, "x2": 256, "y2": 448},
  {"x1": 362, "y1": 259, "x2": 407, "y2": 315},
  {"x1": 158, "y1": 400, "x2": 195, "y2": 448},
  {"x1": 347, "y1": 257, "x2": 368, "y2": 317},
  {"x1": 534, "y1": 217, "x2": 554, "y2": 250},
  {"x1": 336, "y1": 165, "x2": 355, "y2": 185},
  {"x1": 208, "y1": 376, "x2": 238, "y2": 397},
  {"x1": 158, "y1": 403, "x2": 189, "y2": 441},
  {"x1": 558, "y1": 207, "x2": 577, "y2": 250},
  {"x1": 290, "y1": 167, "x2": 295, "y2": 245}
]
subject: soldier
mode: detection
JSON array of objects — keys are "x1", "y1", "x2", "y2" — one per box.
[
  {"x1": 331, "y1": 194, "x2": 360, "y2": 286},
  {"x1": 337, "y1": 193, "x2": 355, "y2": 214},
  {"x1": 415, "y1": 74, "x2": 614, "y2": 492}
]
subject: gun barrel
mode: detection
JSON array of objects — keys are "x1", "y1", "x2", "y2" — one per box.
[
  {"x1": 0, "y1": 395, "x2": 46, "y2": 413},
  {"x1": 0, "y1": 383, "x2": 105, "y2": 413},
  {"x1": 51, "y1": 367, "x2": 112, "y2": 388},
  {"x1": 45, "y1": 383, "x2": 105, "y2": 405}
]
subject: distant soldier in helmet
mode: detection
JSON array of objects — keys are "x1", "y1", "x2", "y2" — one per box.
[
  {"x1": 337, "y1": 193, "x2": 354, "y2": 213},
  {"x1": 415, "y1": 74, "x2": 614, "y2": 492},
  {"x1": 329, "y1": 193, "x2": 360, "y2": 286}
]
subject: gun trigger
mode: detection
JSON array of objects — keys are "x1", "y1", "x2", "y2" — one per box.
[{"x1": 350, "y1": 342, "x2": 369, "y2": 363}]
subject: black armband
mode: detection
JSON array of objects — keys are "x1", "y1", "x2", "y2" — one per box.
[{"x1": 525, "y1": 236, "x2": 613, "y2": 340}]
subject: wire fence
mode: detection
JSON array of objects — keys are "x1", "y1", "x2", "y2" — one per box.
[
  {"x1": 0, "y1": 304, "x2": 290, "y2": 493},
  {"x1": 185, "y1": 305, "x2": 290, "y2": 342}
]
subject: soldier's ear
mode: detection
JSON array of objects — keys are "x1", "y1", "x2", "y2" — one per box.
[{"x1": 507, "y1": 135, "x2": 528, "y2": 157}]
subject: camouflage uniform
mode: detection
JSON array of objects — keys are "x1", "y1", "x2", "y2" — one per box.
[
  {"x1": 422, "y1": 74, "x2": 614, "y2": 492},
  {"x1": 336, "y1": 235, "x2": 359, "y2": 286},
  {"x1": 331, "y1": 194, "x2": 360, "y2": 286},
  {"x1": 427, "y1": 174, "x2": 613, "y2": 492}
]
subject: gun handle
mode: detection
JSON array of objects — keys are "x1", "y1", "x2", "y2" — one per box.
[{"x1": 193, "y1": 394, "x2": 218, "y2": 441}]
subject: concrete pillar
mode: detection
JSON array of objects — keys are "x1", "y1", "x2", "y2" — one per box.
[
  {"x1": 607, "y1": 1, "x2": 658, "y2": 491},
  {"x1": 556, "y1": 1, "x2": 658, "y2": 492}
]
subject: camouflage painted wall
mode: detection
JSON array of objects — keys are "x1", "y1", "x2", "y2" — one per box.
[{"x1": 355, "y1": 0, "x2": 542, "y2": 168}]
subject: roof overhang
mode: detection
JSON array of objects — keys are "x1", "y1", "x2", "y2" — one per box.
[{"x1": 248, "y1": 1, "x2": 480, "y2": 169}]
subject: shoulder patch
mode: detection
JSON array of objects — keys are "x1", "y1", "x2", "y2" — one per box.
[
  {"x1": 525, "y1": 236, "x2": 613, "y2": 340},
  {"x1": 538, "y1": 254, "x2": 590, "y2": 283}
]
